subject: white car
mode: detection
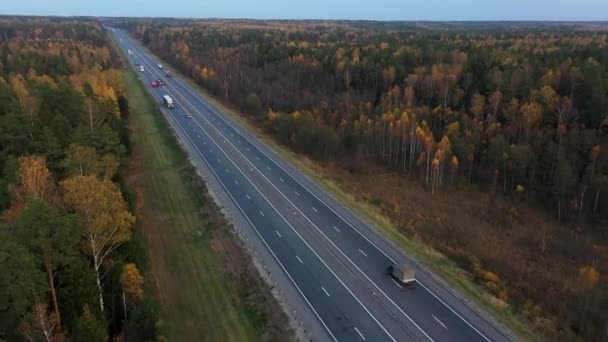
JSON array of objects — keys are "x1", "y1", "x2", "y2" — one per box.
[
  {"x1": 158, "y1": 64, "x2": 163, "y2": 69},
  {"x1": 140, "y1": 66, "x2": 145, "y2": 72}
]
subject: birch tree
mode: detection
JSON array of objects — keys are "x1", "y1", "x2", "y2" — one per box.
[{"x1": 60, "y1": 175, "x2": 134, "y2": 312}]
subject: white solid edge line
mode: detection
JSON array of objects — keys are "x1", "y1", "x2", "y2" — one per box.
[
  {"x1": 321, "y1": 286, "x2": 330, "y2": 297},
  {"x1": 187, "y1": 98, "x2": 397, "y2": 342},
  {"x1": 126, "y1": 60, "x2": 338, "y2": 342},
  {"x1": 173, "y1": 91, "x2": 433, "y2": 341},
  {"x1": 167, "y1": 60, "x2": 498, "y2": 342},
  {"x1": 140, "y1": 58, "x2": 395, "y2": 341}
]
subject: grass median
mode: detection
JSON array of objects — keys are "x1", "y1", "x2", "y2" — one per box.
[{"x1": 123, "y1": 68, "x2": 290, "y2": 342}]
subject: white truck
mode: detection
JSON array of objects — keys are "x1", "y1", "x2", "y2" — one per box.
[
  {"x1": 162, "y1": 95, "x2": 174, "y2": 109},
  {"x1": 390, "y1": 263, "x2": 416, "y2": 286}
]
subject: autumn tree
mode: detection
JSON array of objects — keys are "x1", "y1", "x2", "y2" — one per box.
[
  {"x1": 61, "y1": 144, "x2": 119, "y2": 180},
  {"x1": 120, "y1": 263, "x2": 144, "y2": 319},
  {"x1": 60, "y1": 175, "x2": 134, "y2": 312},
  {"x1": 14, "y1": 155, "x2": 54, "y2": 201}
]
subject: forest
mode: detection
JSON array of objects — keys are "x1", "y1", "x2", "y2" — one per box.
[
  {"x1": 0, "y1": 18, "x2": 165, "y2": 341},
  {"x1": 124, "y1": 19, "x2": 608, "y2": 341}
]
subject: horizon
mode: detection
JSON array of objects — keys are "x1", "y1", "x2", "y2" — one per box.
[{"x1": 1, "y1": 0, "x2": 607, "y2": 21}]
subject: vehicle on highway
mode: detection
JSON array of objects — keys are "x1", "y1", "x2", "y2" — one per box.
[
  {"x1": 128, "y1": 49, "x2": 132, "y2": 55},
  {"x1": 140, "y1": 65, "x2": 145, "y2": 72},
  {"x1": 389, "y1": 263, "x2": 416, "y2": 286},
  {"x1": 165, "y1": 71, "x2": 173, "y2": 78},
  {"x1": 151, "y1": 80, "x2": 159, "y2": 88},
  {"x1": 162, "y1": 94, "x2": 175, "y2": 109},
  {"x1": 157, "y1": 78, "x2": 164, "y2": 86},
  {"x1": 158, "y1": 64, "x2": 163, "y2": 69},
  {"x1": 186, "y1": 114, "x2": 192, "y2": 119}
]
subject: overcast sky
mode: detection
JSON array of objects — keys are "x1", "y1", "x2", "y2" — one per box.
[{"x1": 1, "y1": 0, "x2": 606, "y2": 21}]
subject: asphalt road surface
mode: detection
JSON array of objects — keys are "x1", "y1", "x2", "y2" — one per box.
[{"x1": 112, "y1": 28, "x2": 516, "y2": 342}]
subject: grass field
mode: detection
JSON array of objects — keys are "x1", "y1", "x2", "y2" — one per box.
[{"x1": 122, "y1": 69, "x2": 283, "y2": 342}]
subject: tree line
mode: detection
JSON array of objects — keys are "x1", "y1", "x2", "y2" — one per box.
[
  {"x1": 0, "y1": 17, "x2": 165, "y2": 341},
  {"x1": 123, "y1": 19, "x2": 607, "y2": 341},
  {"x1": 128, "y1": 21, "x2": 607, "y2": 224}
]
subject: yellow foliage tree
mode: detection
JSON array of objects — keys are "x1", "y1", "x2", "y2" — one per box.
[
  {"x1": 16, "y1": 155, "x2": 54, "y2": 201},
  {"x1": 120, "y1": 263, "x2": 144, "y2": 301},
  {"x1": 60, "y1": 175, "x2": 135, "y2": 312}
]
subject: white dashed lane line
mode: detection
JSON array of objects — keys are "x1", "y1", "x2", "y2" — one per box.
[
  {"x1": 354, "y1": 327, "x2": 366, "y2": 340},
  {"x1": 296, "y1": 256, "x2": 303, "y2": 264},
  {"x1": 433, "y1": 315, "x2": 448, "y2": 329}
]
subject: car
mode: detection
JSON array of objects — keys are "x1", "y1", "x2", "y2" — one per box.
[
  {"x1": 157, "y1": 79, "x2": 164, "y2": 86},
  {"x1": 186, "y1": 114, "x2": 192, "y2": 119},
  {"x1": 165, "y1": 71, "x2": 173, "y2": 78},
  {"x1": 151, "y1": 81, "x2": 159, "y2": 87},
  {"x1": 140, "y1": 66, "x2": 145, "y2": 72},
  {"x1": 158, "y1": 64, "x2": 163, "y2": 69}
]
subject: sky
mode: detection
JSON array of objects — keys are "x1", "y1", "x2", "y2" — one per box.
[{"x1": 0, "y1": 0, "x2": 607, "y2": 21}]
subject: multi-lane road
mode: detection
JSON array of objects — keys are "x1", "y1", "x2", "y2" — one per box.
[{"x1": 112, "y1": 28, "x2": 516, "y2": 342}]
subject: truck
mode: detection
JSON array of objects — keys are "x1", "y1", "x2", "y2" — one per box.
[
  {"x1": 162, "y1": 95, "x2": 174, "y2": 109},
  {"x1": 389, "y1": 263, "x2": 415, "y2": 286}
]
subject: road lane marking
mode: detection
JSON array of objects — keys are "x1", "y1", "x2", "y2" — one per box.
[
  {"x1": 235, "y1": 180, "x2": 238, "y2": 185},
  {"x1": 246, "y1": 147, "x2": 250, "y2": 151},
  {"x1": 332, "y1": 225, "x2": 340, "y2": 232},
  {"x1": 217, "y1": 158, "x2": 221, "y2": 163},
  {"x1": 433, "y1": 315, "x2": 448, "y2": 329},
  {"x1": 312, "y1": 207, "x2": 318, "y2": 213},
  {"x1": 354, "y1": 327, "x2": 366, "y2": 340},
  {"x1": 246, "y1": 194, "x2": 251, "y2": 200},
  {"x1": 295, "y1": 191, "x2": 300, "y2": 196},
  {"x1": 214, "y1": 124, "x2": 485, "y2": 338},
  {"x1": 259, "y1": 211, "x2": 264, "y2": 217},
  {"x1": 137, "y1": 58, "x2": 394, "y2": 342},
  {"x1": 280, "y1": 177, "x2": 285, "y2": 182},
  {"x1": 275, "y1": 230, "x2": 282, "y2": 238},
  {"x1": 358, "y1": 249, "x2": 368, "y2": 257},
  {"x1": 296, "y1": 256, "x2": 303, "y2": 264},
  {"x1": 209, "y1": 149, "x2": 212, "y2": 153},
  {"x1": 256, "y1": 156, "x2": 260, "y2": 161},
  {"x1": 321, "y1": 286, "x2": 330, "y2": 297},
  {"x1": 151, "y1": 100, "x2": 340, "y2": 342},
  {"x1": 225, "y1": 168, "x2": 229, "y2": 173},
  {"x1": 391, "y1": 278, "x2": 403, "y2": 289},
  {"x1": 267, "y1": 166, "x2": 271, "y2": 171}
]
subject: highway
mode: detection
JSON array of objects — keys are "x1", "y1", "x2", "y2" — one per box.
[{"x1": 112, "y1": 28, "x2": 515, "y2": 342}]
